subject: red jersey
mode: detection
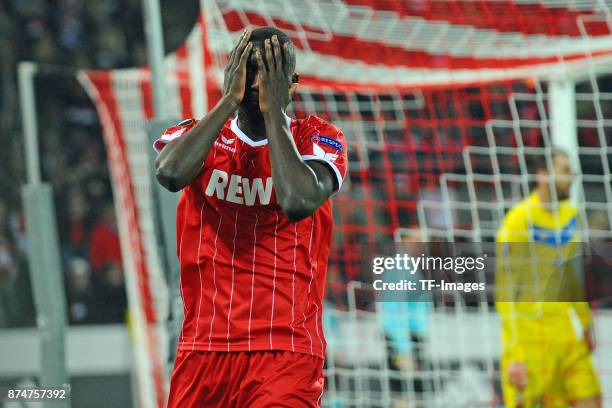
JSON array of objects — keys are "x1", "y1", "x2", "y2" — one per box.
[{"x1": 154, "y1": 115, "x2": 347, "y2": 359}]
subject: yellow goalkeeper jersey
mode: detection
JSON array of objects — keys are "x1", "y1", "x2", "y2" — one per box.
[{"x1": 495, "y1": 192, "x2": 591, "y2": 361}]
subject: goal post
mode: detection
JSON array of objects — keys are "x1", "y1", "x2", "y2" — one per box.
[
  {"x1": 18, "y1": 62, "x2": 70, "y2": 408},
  {"x1": 77, "y1": 71, "x2": 170, "y2": 408}
]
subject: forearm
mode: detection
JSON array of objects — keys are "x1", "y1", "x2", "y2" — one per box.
[
  {"x1": 155, "y1": 96, "x2": 238, "y2": 191},
  {"x1": 264, "y1": 109, "x2": 325, "y2": 219}
]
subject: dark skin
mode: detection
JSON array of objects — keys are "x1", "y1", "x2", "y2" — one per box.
[{"x1": 155, "y1": 30, "x2": 336, "y2": 222}]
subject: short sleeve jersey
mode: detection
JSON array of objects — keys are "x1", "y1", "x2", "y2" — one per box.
[{"x1": 154, "y1": 114, "x2": 347, "y2": 358}]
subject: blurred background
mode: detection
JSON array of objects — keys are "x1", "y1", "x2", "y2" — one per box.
[
  {"x1": 0, "y1": 0, "x2": 199, "y2": 328},
  {"x1": 0, "y1": 1, "x2": 198, "y2": 406},
  {"x1": 1, "y1": 0, "x2": 612, "y2": 407}
]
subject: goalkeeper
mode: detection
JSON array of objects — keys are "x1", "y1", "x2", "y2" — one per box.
[{"x1": 495, "y1": 149, "x2": 601, "y2": 408}]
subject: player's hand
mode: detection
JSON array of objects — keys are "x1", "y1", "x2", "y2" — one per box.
[
  {"x1": 508, "y1": 362, "x2": 528, "y2": 390},
  {"x1": 222, "y1": 29, "x2": 253, "y2": 105},
  {"x1": 255, "y1": 35, "x2": 293, "y2": 113}
]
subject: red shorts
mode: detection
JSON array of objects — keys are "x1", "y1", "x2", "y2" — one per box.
[{"x1": 167, "y1": 350, "x2": 325, "y2": 407}]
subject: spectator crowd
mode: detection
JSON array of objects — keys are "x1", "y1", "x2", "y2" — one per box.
[{"x1": 0, "y1": 0, "x2": 196, "y2": 327}]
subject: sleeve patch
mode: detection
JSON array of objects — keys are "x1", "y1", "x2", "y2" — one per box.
[{"x1": 311, "y1": 136, "x2": 343, "y2": 152}]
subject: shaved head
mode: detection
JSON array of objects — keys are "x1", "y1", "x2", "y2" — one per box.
[{"x1": 248, "y1": 26, "x2": 296, "y2": 75}]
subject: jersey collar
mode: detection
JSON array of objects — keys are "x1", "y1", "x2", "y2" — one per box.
[{"x1": 231, "y1": 114, "x2": 293, "y2": 147}]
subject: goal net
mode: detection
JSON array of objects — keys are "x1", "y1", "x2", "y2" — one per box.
[{"x1": 78, "y1": 1, "x2": 612, "y2": 407}]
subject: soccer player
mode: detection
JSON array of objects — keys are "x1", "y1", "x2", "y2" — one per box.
[
  {"x1": 495, "y1": 149, "x2": 601, "y2": 408},
  {"x1": 154, "y1": 27, "x2": 347, "y2": 407},
  {"x1": 378, "y1": 228, "x2": 430, "y2": 406}
]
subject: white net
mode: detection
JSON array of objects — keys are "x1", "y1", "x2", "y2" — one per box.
[{"x1": 414, "y1": 78, "x2": 612, "y2": 408}]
